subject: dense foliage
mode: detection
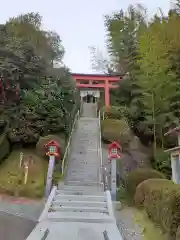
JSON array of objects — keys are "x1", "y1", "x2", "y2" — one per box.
[
  {"x1": 94, "y1": 3, "x2": 180, "y2": 238},
  {"x1": 0, "y1": 12, "x2": 79, "y2": 147},
  {"x1": 103, "y1": 3, "x2": 180, "y2": 151},
  {"x1": 91, "y1": 2, "x2": 180, "y2": 177}
]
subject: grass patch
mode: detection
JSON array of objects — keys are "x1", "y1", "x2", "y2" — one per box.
[
  {"x1": 132, "y1": 207, "x2": 167, "y2": 240},
  {"x1": 0, "y1": 149, "x2": 48, "y2": 199}
]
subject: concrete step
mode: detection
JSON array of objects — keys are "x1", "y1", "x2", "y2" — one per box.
[
  {"x1": 56, "y1": 190, "x2": 104, "y2": 196},
  {"x1": 47, "y1": 212, "x2": 114, "y2": 223},
  {"x1": 65, "y1": 181, "x2": 100, "y2": 187},
  {"x1": 54, "y1": 194, "x2": 106, "y2": 202},
  {"x1": 58, "y1": 184, "x2": 102, "y2": 191},
  {"x1": 50, "y1": 206, "x2": 108, "y2": 214},
  {"x1": 52, "y1": 200, "x2": 107, "y2": 208}
]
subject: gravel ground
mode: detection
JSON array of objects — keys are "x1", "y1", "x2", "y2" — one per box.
[{"x1": 115, "y1": 208, "x2": 143, "y2": 240}]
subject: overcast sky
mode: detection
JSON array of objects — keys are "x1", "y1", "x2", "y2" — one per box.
[{"x1": 1, "y1": 0, "x2": 170, "y2": 73}]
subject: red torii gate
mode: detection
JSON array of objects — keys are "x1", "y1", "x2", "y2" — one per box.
[{"x1": 72, "y1": 73, "x2": 122, "y2": 107}]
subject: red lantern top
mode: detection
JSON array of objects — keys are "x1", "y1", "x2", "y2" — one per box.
[
  {"x1": 44, "y1": 140, "x2": 60, "y2": 157},
  {"x1": 108, "y1": 141, "x2": 122, "y2": 160}
]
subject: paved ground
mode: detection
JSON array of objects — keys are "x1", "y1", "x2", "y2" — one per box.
[
  {"x1": 0, "y1": 198, "x2": 44, "y2": 220},
  {"x1": 0, "y1": 212, "x2": 37, "y2": 240},
  {"x1": 0, "y1": 198, "x2": 44, "y2": 239}
]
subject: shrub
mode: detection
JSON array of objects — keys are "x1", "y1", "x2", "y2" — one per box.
[
  {"x1": 136, "y1": 178, "x2": 180, "y2": 238},
  {"x1": 101, "y1": 118, "x2": 131, "y2": 148},
  {"x1": 125, "y1": 168, "x2": 165, "y2": 199},
  {"x1": 101, "y1": 106, "x2": 127, "y2": 120},
  {"x1": 0, "y1": 134, "x2": 10, "y2": 163},
  {"x1": 36, "y1": 134, "x2": 66, "y2": 159},
  {"x1": 134, "y1": 178, "x2": 173, "y2": 207}
]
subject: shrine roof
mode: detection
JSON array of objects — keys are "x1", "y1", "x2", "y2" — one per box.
[{"x1": 71, "y1": 73, "x2": 123, "y2": 77}]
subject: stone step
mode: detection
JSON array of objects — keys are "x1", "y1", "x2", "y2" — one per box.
[
  {"x1": 50, "y1": 206, "x2": 108, "y2": 214},
  {"x1": 66, "y1": 182, "x2": 100, "y2": 187},
  {"x1": 47, "y1": 212, "x2": 114, "y2": 223},
  {"x1": 54, "y1": 194, "x2": 106, "y2": 202},
  {"x1": 57, "y1": 185, "x2": 102, "y2": 191},
  {"x1": 67, "y1": 165, "x2": 99, "y2": 169},
  {"x1": 57, "y1": 185, "x2": 103, "y2": 196},
  {"x1": 52, "y1": 200, "x2": 107, "y2": 208},
  {"x1": 67, "y1": 175, "x2": 99, "y2": 178},
  {"x1": 66, "y1": 179, "x2": 99, "y2": 183},
  {"x1": 58, "y1": 183, "x2": 102, "y2": 190},
  {"x1": 56, "y1": 190, "x2": 104, "y2": 196}
]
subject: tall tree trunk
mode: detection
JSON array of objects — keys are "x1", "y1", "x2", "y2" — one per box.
[{"x1": 161, "y1": 125, "x2": 164, "y2": 150}]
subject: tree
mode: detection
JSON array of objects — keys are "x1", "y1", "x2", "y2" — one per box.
[
  {"x1": 46, "y1": 31, "x2": 64, "y2": 65},
  {"x1": 104, "y1": 3, "x2": 180, "y2": 151},
  {"x1": 104, "y1": 4, "x2": 147, "y2": 75},
  {"x1": 0, "y1": 12, "x2": 79, "y2": 146},
  {"x1": 89, "y1": 46, "x2": 115, "y2": 74}
]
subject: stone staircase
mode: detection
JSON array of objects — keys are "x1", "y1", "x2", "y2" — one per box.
[
  {"x1": 65, "y1": 117, "x2": 101, "y2": 187},
  {"x1": 47, "y1": 185, "x2": 112, "y2": 223},
  {"x1": 26, "y1": 102, "x2": 123, "y2": 240},
  {"x1": 27, "y1": 185, "x2": 122, "y2": 240}
]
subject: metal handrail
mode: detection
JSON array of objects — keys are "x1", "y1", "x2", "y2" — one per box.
[{"x1": 61, "y1": 110, "x2": 80, "y2": 175}]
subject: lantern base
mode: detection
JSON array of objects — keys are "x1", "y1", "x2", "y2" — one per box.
[{"x1": 46, "y1": 152, "x2": 59, "y2": 157}]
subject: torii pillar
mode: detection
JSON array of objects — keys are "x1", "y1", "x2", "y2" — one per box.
[{"x1": 105, "y1": 79, "x2": 110, "y2": 107}]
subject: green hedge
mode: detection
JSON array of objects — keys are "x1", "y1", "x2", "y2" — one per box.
[
  {"x1": 134, "y1": 178, "x2": 180, "y2": 238},
  {"x1": 101, "y1": 118, "x2": 131, "y2": 148},
  {"x1": 125, "y1": 168, "x2": 165, "y2": 199},
  {"x1": 101, "y1": 106, "x2": 127, "y2": 120},
  {"x1": 134, "y1": 178, "x2": 173, "y2": 207}
]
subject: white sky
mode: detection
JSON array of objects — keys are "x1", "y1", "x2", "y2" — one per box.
[{"x1": 1, "y1": 0, "x2": 170, "y2": 73}]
